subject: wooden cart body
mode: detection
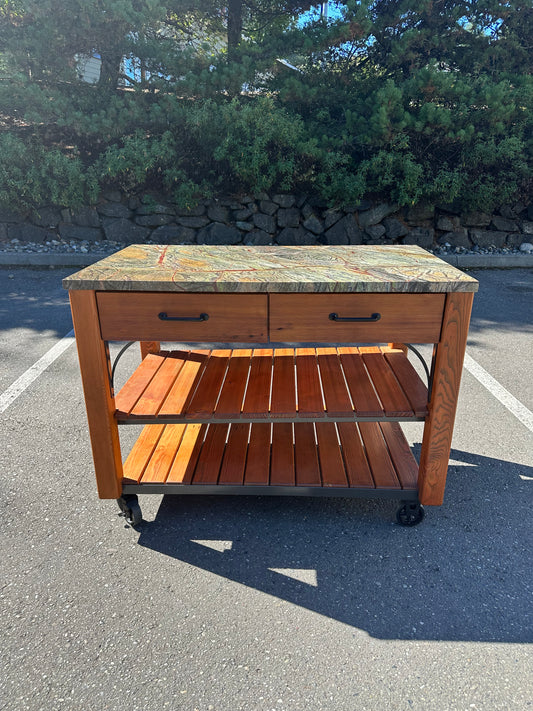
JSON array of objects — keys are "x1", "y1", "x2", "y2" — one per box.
[{"x1": 64, "y1": 245, "x2": 478, "y2": 524}]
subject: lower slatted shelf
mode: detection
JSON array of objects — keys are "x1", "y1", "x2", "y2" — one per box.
[
  {"x1": 122, "y1": 420, "x2": 419, "y2": 496},
  {"x1": 115, "y1": 346, "x2": 428, "y2": 423}
]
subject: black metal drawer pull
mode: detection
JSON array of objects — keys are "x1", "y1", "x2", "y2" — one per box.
[
  {"x1": 329, "y1": 312, "x2": 381, "y2": 322},
  {"x1": 158, "y1": 312, "x2": 209, "y2": 322}
]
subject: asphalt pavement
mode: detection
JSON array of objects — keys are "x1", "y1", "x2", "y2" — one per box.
[{"x1": 1, "y1": 265, "x2": 532, "y2": 711}]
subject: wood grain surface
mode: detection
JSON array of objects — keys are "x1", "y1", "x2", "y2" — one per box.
[
  {"x1": 69, "y1": 290, "x2": 123, "y2": 498},
  {"x1": 97, "y1": 292, "x2": 268, "y2": 341},
  {"x1": 114, "y1": 346, "x2": 429, "y2": 422},
  {"x1": 269, "y1": 293, "x2": 445, "y2": 342},
  {"x1": 417, "y1": 292, "x2": 474, "y2": 505}
]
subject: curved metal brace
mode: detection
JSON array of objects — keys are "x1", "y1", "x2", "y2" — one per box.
[
  {"x1": 405, "y1": 344, "x2": 432, "y2": 394},
  {"x1": 111, "y1": 341, "x2": 136, "y2": 391}
]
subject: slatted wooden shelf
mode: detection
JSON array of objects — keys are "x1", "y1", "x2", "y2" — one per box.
[
  {"x1": 115, "y1": 346, "x2": 428, "y2": 423},
  {"x1": 122, "y1": 420, "x2": 418, "y2": 494}
]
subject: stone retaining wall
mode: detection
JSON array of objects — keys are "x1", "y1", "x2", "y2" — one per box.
[{"x1": 2, "y1": 191, "x2": 533, "y2": 251}]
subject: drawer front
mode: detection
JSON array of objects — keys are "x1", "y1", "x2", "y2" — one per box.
[
  {"x1": 269, "y1": 294, "x2": 446, "y2": 343},
  {"x1": 97, "y1": 292, "x2": 268, "y2": 342}
]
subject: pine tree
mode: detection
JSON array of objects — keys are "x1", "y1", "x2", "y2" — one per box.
[{"x1": 0, "y1": 0, "x2": 531, "y2": 212}]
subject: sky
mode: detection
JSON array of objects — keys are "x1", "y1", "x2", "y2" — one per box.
[{"x1": 299, "y1": 2, "x2": 345, "y2": 26}]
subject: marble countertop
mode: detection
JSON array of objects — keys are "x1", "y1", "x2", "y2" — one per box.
[{"x1": 63, "y1": 244, "x2": 479, "y2": 293}]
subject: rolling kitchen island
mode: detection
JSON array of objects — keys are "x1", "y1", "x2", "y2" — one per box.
[{"x1": 64, "y1": 245, "x2": 478, "y2": 526}]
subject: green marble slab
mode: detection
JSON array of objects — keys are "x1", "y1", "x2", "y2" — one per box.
[{"x1": 63, "y1": 245, "x2": 479, "y2": 293}]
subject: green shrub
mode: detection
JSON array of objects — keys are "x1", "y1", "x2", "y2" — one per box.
[
  {"x1": 0, "y1": 0, "x2": 531, "y2": 212},
  {"x1": 92, "y1": 97, "x2": 315, "y2": 204},
  {"x1": 0, "y1": 134, "x2": 97, "y2": 212},
  {"x1": 183, "y1": 97, "x2": 308, "y2": 193}
]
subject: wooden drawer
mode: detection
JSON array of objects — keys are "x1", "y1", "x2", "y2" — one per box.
[
  {"x1": 269, "y1": 293, "x2": 446, "y2": 343},
  {"x1": 97, "y1": 292, "x2": 268, "y2": 342}
]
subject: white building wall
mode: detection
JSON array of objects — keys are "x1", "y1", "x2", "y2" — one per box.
[{"x1": 75, "y1": 53, "x2": 102, "y2": 84}]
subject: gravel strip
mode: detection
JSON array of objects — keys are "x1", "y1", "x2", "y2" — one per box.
[
  {"x1": 432, "y1": 243, "x2": 533, "y2": 257},
  {"x1": 0, "y1": 237, "x2": 532, "y2": 269},
  {"x1": 0, "y1": 237, "x2": 125, "y2": 255}
]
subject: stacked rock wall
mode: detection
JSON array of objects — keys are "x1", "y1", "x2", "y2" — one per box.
[{"x1": 2, "y1": 191, "x2": 533, "y2": 252}]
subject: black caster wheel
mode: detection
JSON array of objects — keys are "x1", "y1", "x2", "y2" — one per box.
[
  {"x1": 117, "y1": 495, "x2": 142, "y2": 526},
  {"x1": 396, "y1": 502, "x2": 425, "y2": 527}
]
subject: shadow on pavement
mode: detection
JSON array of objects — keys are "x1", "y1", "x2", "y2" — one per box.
[
  {"x1": 0, "y1": 267, "x2": 74, "y2": 338},
  {"x1": 467, "y1": 268, "x2": 533, "y2": 344},
  {"x1": 136, "y1": 447, "x2": 532, "y2": 643}
]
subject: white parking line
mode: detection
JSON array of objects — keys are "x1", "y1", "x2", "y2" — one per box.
[
  {"x1": 464, "y1": 352, "x2": 533, "y2": 433},
  {"x1": 0, "y1": 329, "x2": 75, "y2": 414}
]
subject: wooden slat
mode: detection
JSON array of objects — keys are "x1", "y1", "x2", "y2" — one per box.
[
  {"x1": 294, "y1": 423, "x2": 321, "y2": 486},
  {"x1": 242, "y1": 349, "x2": 273, "y2": 417},
  {"x1": 115, "y1": 353, "x2": 165, "y2": 416},
  {"x1": 295, "y1": 348, "x2": 324, "y2": 417},
  {"x1": 244, "y1": 424, "x2": 271, "y2": 484},
  {"x1": 383, "y1": 348, "x2": 428, "y2": 417},
  {"x1": 186, "y1": 349, "x2": 231, "y2": 417},
  {"x1": 214, "y1": 349, "x2": 252, "y2": 418},
  {"x1": 337, "y1": 422, "x2": 375, "y2": 488},
  {"x1": 315, "y1": 423, "x2": 348, "y2": 487},
  {"x1": 142, "y1": 424, "x2": 186, "y2": 483},
  {"x1": 125, "y1": 421, "x2": 414, "y2": 491},
  {"x1": 360, "y1": 347, "x2": 413, "y2": 417},
  {"x1": 270, "y1": 349, "x2": 297, "y2": 417},
  {"x1": 379, "y1": 422, "x2": 418, "y2": 490},
  {"x1": 166, "y1": 424, "x2": 206, "y2": 484},
  {"x1": 317, "y1": 348, "x2": 353, "y2": 416},
  {"x1": 338, "y1": 347, "x2": 384, "y2": 417},
  {"x1": 270, "y1": 423, "x2": 295, "y2": 485},
  {"x1": 192, "y1": 424, "x2": 229, "y2": 484},
  {"x1": 219, "y1": 424, "x2": 250, "y2": 485},
  {"x1": 358, "y1": 422, "x2": 399, "y2": 489},
  {"x1": 131, "y1": 352, "x2": 187, "y2": 416},
  {"x1": 117, "y1": 347, "x2": 427, "y2": 422},
  {"x1": 158, "y1": 350, "x2": 209, "y2": 416},
  {"x1": 123, "y1": 424, "x2": 165, "y2": 484}
]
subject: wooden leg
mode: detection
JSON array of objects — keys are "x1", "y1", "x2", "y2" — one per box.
[
  {"x1": 69, "y1": 290, "x2": 123, "y2": 499},
  {"x1": 140, "y1": 341, "x2": 160, "y2": 359},
  {"x1": 418, "y1": 292, "x2": 474, "y2": 505}
]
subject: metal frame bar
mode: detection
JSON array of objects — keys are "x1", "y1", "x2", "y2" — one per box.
[
  {"x1": 121, "y1": 483, "x2": 419, "y2": 499},
  {"x1": 117, "y1": 414, "x2": 427, "y2": 425}
]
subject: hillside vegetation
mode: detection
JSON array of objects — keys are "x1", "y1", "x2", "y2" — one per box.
[{"x1": 0, "y1": 0, "x2": 531, "y2": 213}]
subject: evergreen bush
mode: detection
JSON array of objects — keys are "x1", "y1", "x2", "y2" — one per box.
[{"x1": 0, "y1": 1, "x2": 531, "y2": 212}]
